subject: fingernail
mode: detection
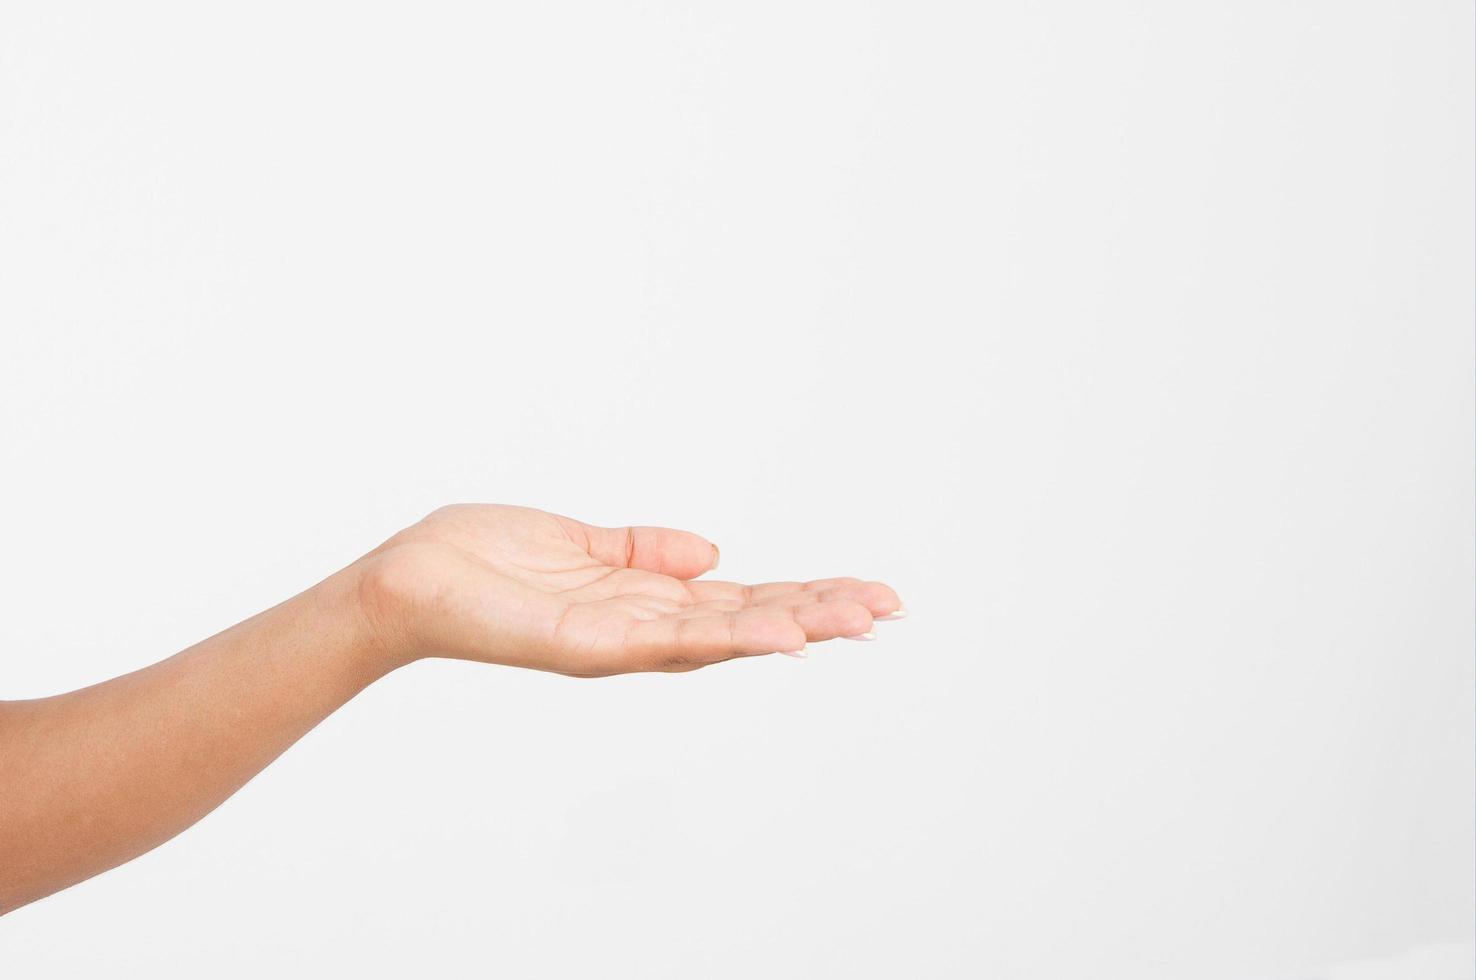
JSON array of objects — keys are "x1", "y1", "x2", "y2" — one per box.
[
  {"x1": 710, "y1": 544, "x2": 721, "y2": 571},
  {"x1": 843, "y1": 632, "x2": 876, "y2": 641},
  {"x1": 876, "y1": 608, "x2": 908, "y2": 621},
  {"x1": 779, "y1": 647, "x2": 808, "y2": 658}
]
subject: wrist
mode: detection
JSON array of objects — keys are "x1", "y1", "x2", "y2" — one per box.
[
  {"x1": 344, "y1": 547, "x2": 435, "y2": 675},
  {"x1": 316, "y1": 557, "x2": 420, "y2": 680}
]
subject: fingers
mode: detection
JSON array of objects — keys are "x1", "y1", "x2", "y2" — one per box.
[
  {"x1": 789, "y1": 599, "x2": 875, "y2": 643},
  {"x1": 625, "y1": 608, "x2": 807, "y2": 669},
  {"x1": 627, "y1": 598, "x2": 879, "y2": 671},
  {"x1": 567, "y1": 519, "x2": 720, "y2": 580},
  {"x1": 687, "y1": 577, "x2": 902, "y2": 618}
]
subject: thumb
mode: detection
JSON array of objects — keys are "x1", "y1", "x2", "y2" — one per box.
[{"x1": 574, "y1": 521, "x2": 720, "y2": 580}]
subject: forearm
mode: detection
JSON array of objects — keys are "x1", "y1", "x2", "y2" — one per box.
[{"x1": 0, "y1": 564, "x2": 402, "y2": 913}]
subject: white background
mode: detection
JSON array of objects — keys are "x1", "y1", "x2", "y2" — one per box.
[{"x1": 1, "y1": 2, "x2": 1472, "y2": 977}]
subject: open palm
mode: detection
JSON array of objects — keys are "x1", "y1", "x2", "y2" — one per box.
[{"x1": 360, "y1": 504, "x2": 903, "y2": 676}]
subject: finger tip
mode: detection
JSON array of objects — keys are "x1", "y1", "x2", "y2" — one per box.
[{"x1": 777, "y1": 627, "x2": 808, "y2": 655}]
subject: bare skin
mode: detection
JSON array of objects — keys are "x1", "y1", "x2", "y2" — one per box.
[{"x1": 0, "y1": 504, "x2": 903, "y2": 913}]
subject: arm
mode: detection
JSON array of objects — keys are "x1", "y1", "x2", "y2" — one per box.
[
  {"x1": 0, "y1": 504, "x2": 903, "y2": 913},
  {"x1": 0, "y1": 571, "x2": 388, "y2": 913}
]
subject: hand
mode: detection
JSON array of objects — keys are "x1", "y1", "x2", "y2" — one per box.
[{"x1": 355, "y1": 504, "x2": 904, "y2": 676}]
